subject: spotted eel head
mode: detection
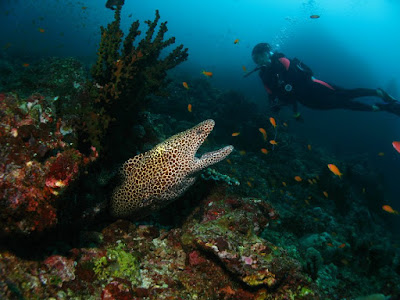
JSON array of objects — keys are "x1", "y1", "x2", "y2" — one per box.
[{"x1": 180, "y1": 119, "x2": 215, "y2": 156}]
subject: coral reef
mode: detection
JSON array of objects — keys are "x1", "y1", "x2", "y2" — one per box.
[
  {"x1": 0, "y1": 188, "x2": 321, "y2": 299},
  {"x1": 0, "y1": 93, "x2": 97, "y2": 236}
]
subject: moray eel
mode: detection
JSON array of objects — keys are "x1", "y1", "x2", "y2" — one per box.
[{"x1": 111, "y1": 119, "x2": 233, "y2": 218}]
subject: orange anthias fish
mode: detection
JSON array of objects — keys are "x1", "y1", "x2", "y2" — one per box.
[
  {"x1": 187, "y1": 104, "x2": 192, "y2": 112},
  {"x1": 378, "y1": 152, "x2": 385, "y2": 156},
  {"x1": 307, "y1": 144, "x2": 312, "y2": 151},
  {"x1": 294, "y1": 176, "x2": 302, "y2": 182},
  {"x1": 242, "y1": 65, "x2": 247, "y2": 72},
  {"x1": 232, "y1": 132, "x2": 240, "y2": 137},
  {"x1": 323, "y1": 191, "x2": 329, "y2": 198},
  {"x1": 310, "y1": 15, "x2": 320, "y2": 19},
  {"x1": 201, "y1": 70, "x2": 213, "y2": 77},
  {"x1": 328, "y1": 164, "x2": 342, "y2": 178},
  {"x1": 22, "y1": 63, "x2": 30, "y2": 67},
  {"x1": 269, "y1": 140, "x2": 278, "y2": 145},
  {"x1": 260, "y1": 148, "x2": 268, "y2": 154},
  {"x1": 269, "y1": 117, "x2": 277, "y2": 128},
  {"x1": 392, "y1": 141, "x2": 400, "y2": 153},
  {"x1": 259, "y1": 128, "x2": 267, "y2": 140},
  {"x1": 234, "y1": 39, "x2": 239, "y2": 44},
  {"x1": 182, "y1": 82, "x2": 189, "y2": 89},
  {"x1": 382, "y1": 205, "x2": 399, "y2": 215},
  {"x1": 338, "y1": 243, "x2": 346, "y2": 249},
  {"x1": 38, "y1": 28, "x2": 45, "y2": 33}
]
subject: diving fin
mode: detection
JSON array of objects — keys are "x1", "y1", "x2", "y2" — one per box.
[{"x1": 377, "y1": 102, "x2": 400, "y2": 117}]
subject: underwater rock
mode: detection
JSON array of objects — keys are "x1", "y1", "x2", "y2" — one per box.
[
  {"x1": 181, "y1": 190, "x2": 320, "y2": 298},
  {"x1": 304, "y1": 247, "x2": 323, "y2": 280}
]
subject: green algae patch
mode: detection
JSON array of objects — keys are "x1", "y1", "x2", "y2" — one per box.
[
  {"x1": 93, "y1": 242, "x2": 140, "y2": 284},
  {"x1": 298, "y1": 286, "x2": 315, "y2": 297}
]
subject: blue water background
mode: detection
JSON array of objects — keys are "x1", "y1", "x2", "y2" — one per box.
[{"x1": 1, "y1": 0, "x2": 400, "y2": 227}]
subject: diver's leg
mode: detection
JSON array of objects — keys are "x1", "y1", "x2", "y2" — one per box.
[
  {"x1": 336, "y1": 88, "x2": 397, "y2": 103},
  {"x1": 312, "y1": 94, "x2": 377, "y2": 111},
  {"x1": 340, "y1": 100, "x2": 378, "y2": 112},
  {"x1": 335, "y1": 88, "x2": 379, "y2": 99},
  {"x1": 308, "y1": 84, "x2": 386, "y2": 111}
]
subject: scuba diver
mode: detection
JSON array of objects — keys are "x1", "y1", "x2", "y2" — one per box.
[{"x1": 249, "y1": 43, "x2": 399, "y2": 118}]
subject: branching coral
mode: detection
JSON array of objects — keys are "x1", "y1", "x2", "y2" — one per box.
[
  {"x1": 92, "y1": 9, "x2": 188, "y2": 100},
  {"x1": 85, "y1": 5, "x2": 188, "y2": 152}
]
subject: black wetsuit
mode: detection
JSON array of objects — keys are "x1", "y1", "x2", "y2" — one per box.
[{"x1": 259, "y1": 52, "x2": 382, "y2": 113}]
